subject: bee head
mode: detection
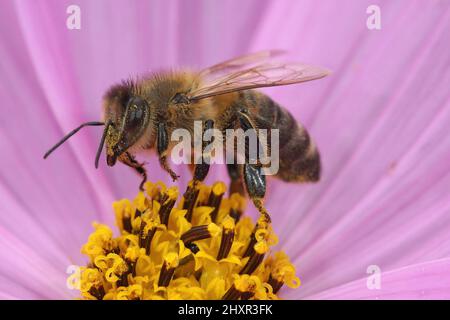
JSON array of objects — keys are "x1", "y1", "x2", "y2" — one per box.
[
  {"x1": 43, "y1": 82, "x2": 151, "y2": 168},
  {"x1": 103, "y1": 84, "x2": 150, "y2": 167}
]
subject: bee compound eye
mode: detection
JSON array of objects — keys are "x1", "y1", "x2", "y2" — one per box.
[
  {"x1": 129, "y1": 107, "x2": 144, "y2": 123},
  {"x1": 125, "y1": 98, "x2": 147, "y2": 125}
]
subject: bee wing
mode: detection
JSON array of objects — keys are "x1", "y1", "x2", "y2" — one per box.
[
  {"x1": 190, "y1": 62, "x2": 330, "y2": 101},
  {"x1": 198, "y1": 50, "x2": 286, "y2": 79}
]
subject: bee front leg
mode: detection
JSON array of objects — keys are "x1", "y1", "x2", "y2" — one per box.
[
  {"x1": 119, "y1": 152, "x2": 147, "y2": 191},
  {"x1": 157, "y1": 122, "x2": 179, "y2": 181},
  {"x1": 237, "y1": 111, "x2": 271, "y2": 224},
  {"x1": 192, "y1": 119, "x2": 214, "y2": 184}
]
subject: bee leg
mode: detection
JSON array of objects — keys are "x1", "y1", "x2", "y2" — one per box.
[
  {"x1": 244, "y1": 163, "x2": 271, "y2": 224},
  {"x1": 192, "y1": 119, "x2": 214, "y2": 185},
  {"x1": 237, "y1": 110, "x2": 271, "y2": 223},
  {"x1": 119, "y1": 152, "x2": 147, "y2": 191},
  {"x1": 157, "y1": 122, "x2": 179, "y2": 181},
  {"x1": 227, "y1": 163, "x2": 245, "y2": 196}
]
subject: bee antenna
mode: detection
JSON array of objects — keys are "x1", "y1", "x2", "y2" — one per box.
[
  {"x1": 95, "y1": 120, "x2": 112, "y2": 169},
  {"x1": 43, "y1": 121, "x2": 105, "y2": 159}
]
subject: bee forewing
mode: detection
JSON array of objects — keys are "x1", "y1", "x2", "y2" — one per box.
[
  {"x1": 198, "y1": 50, "x2": 286, "y2": 79},
  {"x1": 190, "y1": 62, "x2": 331, "y2": 101}
]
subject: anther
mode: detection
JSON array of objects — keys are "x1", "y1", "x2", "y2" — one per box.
[
  {"x1": 88, "y1": 285, "x2": 105, "y2": 300},
  {"x1": 134, "y1": 208, "x2": 142, "y2": 219},
  {"x1": 186, "y1": 242, "x2": 200, "y2": 254},
  {"x1": 222, "y1": 284, "x2": 241, "y2": 300},
  {"x1": 243, "y1": 217, "x2": 269, "y2": 257},
  {"x1": 122, "y1": 213, "x2": 132, "y2": 233},
  {"x1": 240, "y1": 241, "x2": 268, "y2": 275},
  {"x1": 207, "y1": 182, "x2": 226, "y2": 222},
  {"x1": 222, "y1": 275, "x2": 256, "y2": 300},
  {"x1": 243, "y1": 228, "x2": 257, "y2": 258},
  {"x1": 240, "y1": 252, "x2": 264, "y2": 275},
  {"x1": 241, "y1": 290, "x2": 255, "y2": 300},
  {"x1": 229, "y1": 193, "x2": 246, "y2": 222},
  {"x1": 117, "y1": 269, "x2": 130, "y2": 287},
  {"x1": 268, "y1": 275, "x2": 284, "y2": 294},
  {"x1": 139, "y1": 221, "x2": 157, "y2": 255},
  {"x1": 229, "y1": 208, "x2": 241, "y2": 222},
  {"x1": 158, "y1": 253, "x2": 179, "y2": 287},
  {"x1": 159, "y1": 187, "x2": 178, "y2": 226},
  {"x1": 181, "y1": 224, "x2": 220, "y2": 245},
  {"x1": 182, "y1": 182, "x2": 200, "y2": 222},
  {"x1": 217, "y1": 216, "x2": 235, "y2": 260}
]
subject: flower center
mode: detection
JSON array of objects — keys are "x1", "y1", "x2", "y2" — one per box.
[{"x1": 73, "y1": 180, "x2": 300, "y2": 300}]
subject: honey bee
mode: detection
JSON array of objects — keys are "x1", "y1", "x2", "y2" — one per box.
[{"x1": 44, "y1": 51, "x2": 330, "y2": 222}]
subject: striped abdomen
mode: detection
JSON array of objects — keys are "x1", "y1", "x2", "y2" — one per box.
[{"x1": 243, "y1": 90, "x2": 321, "y2": 182}]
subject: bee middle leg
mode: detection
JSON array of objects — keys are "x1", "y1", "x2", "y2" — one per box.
[
  {"x1": 157, "y1": 122, "x2": 179, "y2": 181},
  {"x1": 192, "y1": 119, "x2": 214, "y2": 185},
  {"x1": 237, "y1": 110, "x2": 271, "y2": 223},
  {"x1": 227, "y1": 163, "x2": 245, "y2": 196},
  {"x1": 182, "y1": 120, "x2": 214, "y2": 211},
  {"x1": 119, "y1": 152, "x2": 147, "y2": 191}
]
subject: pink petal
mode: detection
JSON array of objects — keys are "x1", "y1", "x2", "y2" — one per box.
[
  {"x1": 301, "y1": 258, "x2": 450, "y2": 300},
  {"x1": 0, "y1": 225, "x2": 74, "y2": 299}
]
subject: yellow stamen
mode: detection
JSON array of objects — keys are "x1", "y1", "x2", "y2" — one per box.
[
  {"x1": 207, "y1": 182, "x2": 227, "y2": 222},
  {"x1": 217, "y1": 216, "x2": 235, "y2": 260},
  {"x1": 75, "y1": 180, "x2": 300, "y2": 300},
  {"x1": 266, "y1": 252, "x2": 301, "y2": 293},
  {"x1": 158, "y1": 252, "x2": 179, "y2": 287}
]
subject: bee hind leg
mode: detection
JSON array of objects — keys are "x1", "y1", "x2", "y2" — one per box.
[
  {"x1": 243, "y1": 163, "x2": 271, "y2": 224},
  {"x1": 237, "y1": 110, "x2": 271, "y2": 224},
  {"x1": 119, "y1": 152, "x2": 147, "y2": 191},
  {"x1": 182, "y1": 120, "x2": 214, "y2": 208}
]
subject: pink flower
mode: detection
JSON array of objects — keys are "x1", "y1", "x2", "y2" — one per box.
[{"x1": 0, "y1": 0, "x2": 449, "y2": 299}]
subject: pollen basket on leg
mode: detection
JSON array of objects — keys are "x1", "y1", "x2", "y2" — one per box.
[{"x1": 76, "y1": 180, "x2": 300, "y2": 300}]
